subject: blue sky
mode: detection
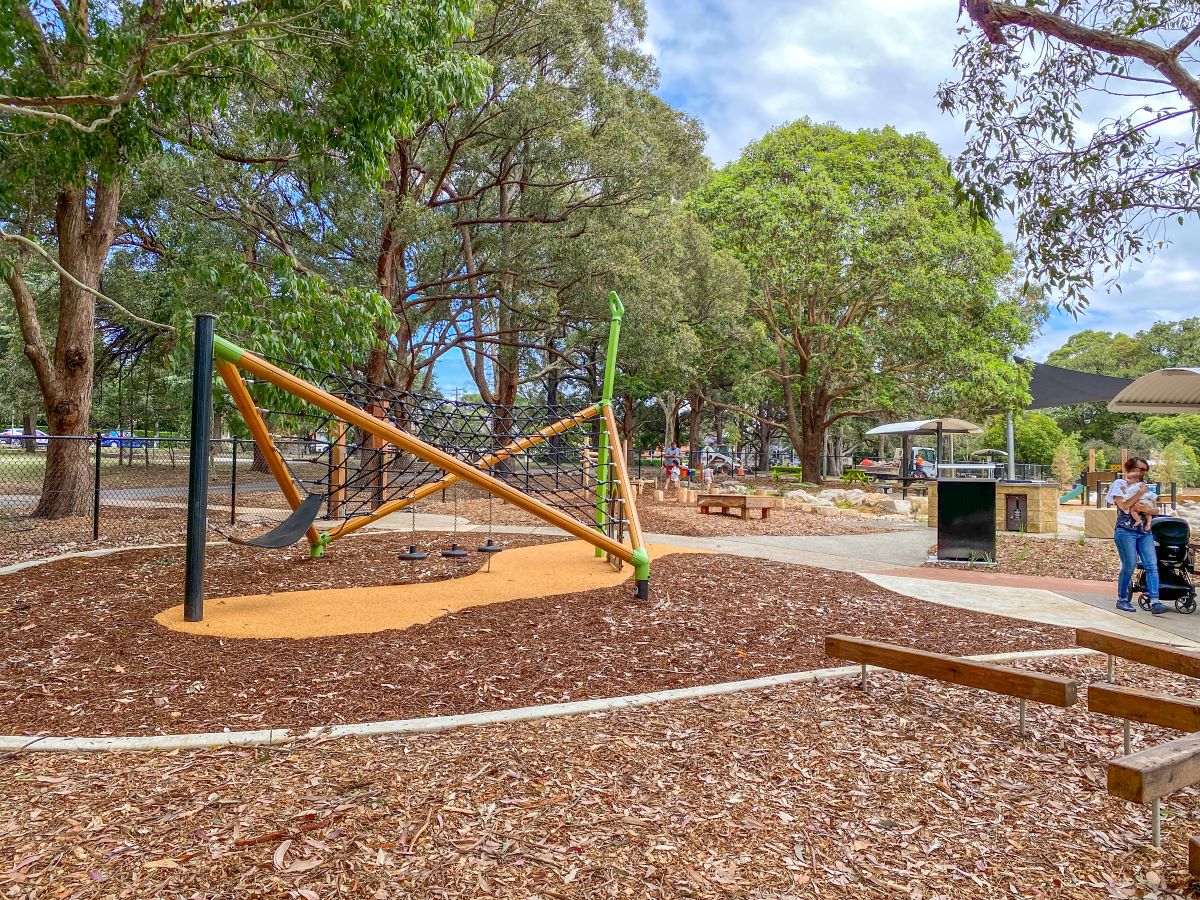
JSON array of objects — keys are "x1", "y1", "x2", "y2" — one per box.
[
  {"x1": 437, "y1": 0, "x2": 1199, "y2": 393},
  {"x1": 642, "y1": 0, "x2": 1200, "y2": 361}
]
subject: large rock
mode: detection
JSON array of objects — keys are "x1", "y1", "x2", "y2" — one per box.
[
  {"x1": 716, "y1": 480, "x2": 748, "y2": 494},
  {"x1": 818, "y1": 488, "x2": 848, "y2": 503},
  {"x1": 875, "y1": 498, "x2": 912, "y2": 515},
  {"x1": 843, "y1": 488, "x2": 866, "y2": 506},
  {"x1": 789, "y1": 490, "x2": 834, "y2": 508}
]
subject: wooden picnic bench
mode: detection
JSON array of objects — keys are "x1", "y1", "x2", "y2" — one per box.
[{"x1": 697, "y1": 494, "x2": 772, "y2": 520}]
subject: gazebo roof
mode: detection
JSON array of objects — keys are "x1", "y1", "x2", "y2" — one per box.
[
  {"x1": 1108, "y1": 368, "x2": 1200, "y2": 413},
  {"x1": 865, "y1": 418, "x2": 983, "y2": 437}
]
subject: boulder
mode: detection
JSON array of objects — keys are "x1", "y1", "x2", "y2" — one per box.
[
  {"x1": 875, "y1": 498, "x2": 912, "y2": 515},
  {"x1": 818, "y1": 488, "x2": 848, "y2": 503},
  {"x1": 717, "y1": 480, "x2": 748, "y2": 494},
  {"x1": 843, "y1": 488, "x2": 866, "y2": 506}
]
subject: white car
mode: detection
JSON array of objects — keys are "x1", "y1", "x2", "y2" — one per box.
[{"x1": 0, "y1": 428, "x2": 49, "y2": 447}]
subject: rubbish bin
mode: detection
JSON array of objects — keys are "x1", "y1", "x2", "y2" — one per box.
[{"x1": 937, "y1": 478, "x2": 997, "y2": 563}]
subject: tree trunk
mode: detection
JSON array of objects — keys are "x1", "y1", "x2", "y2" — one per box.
[
  {"x1": 20, "y1": 184, "x2": 120, "y2": 518},
  {"x1": 799, "y1": 399, "x2": 827, "y2": 486},
  {"x1": 22, "y1": 409, "x2": 37, "y2": 453},
  {"x1": 687, "y1": 391, "x2": 703, "y2": 470},
  {"x1": 758, "y1": 418, "x2": 773, "y2": 474}
]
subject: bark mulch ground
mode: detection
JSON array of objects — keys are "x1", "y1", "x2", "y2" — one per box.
[
  {"x1": 3, "y1": 653, "x2": 1196, "y2": 898},
  {"x1": 927, "y1": 533, "x2": 1121, "y2": 582},
  {"x1": 635, "y1": 496, "x2": 903, "y2": 537},
  {"x1": 0, "y1": 507, "x2": 190, "y2": 569},
  {"x1": 2, "y1": 537, "x2": 1068, "y2": 738}
]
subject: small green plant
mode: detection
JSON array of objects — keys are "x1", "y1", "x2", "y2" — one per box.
[
  {"x1": 1013, "y1": 545, "x2": 1031, "y2": 565},
  {"x1": 1077, "y1": 533, "x2": 1087, "y2": 546}
]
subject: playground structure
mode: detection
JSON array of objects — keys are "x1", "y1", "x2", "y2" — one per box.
[{"x1": 182, "y1": 293, "x2": 649, "y2": 621}]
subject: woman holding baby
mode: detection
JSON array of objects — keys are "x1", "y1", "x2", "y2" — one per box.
[{"x1": 1106, "y1": 457, "x2": 1167, "y2": 615}]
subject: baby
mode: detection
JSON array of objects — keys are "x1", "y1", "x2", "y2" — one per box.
[{"x1": 1122, "y1": 481, "x2": 1158, "y2": 530}]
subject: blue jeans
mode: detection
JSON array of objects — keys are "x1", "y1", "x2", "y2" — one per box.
[{"x1": 1115, "y1": 525, "x2": 1160, "y2": 600}]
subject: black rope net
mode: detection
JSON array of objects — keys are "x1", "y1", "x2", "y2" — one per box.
[{"x1": 240, "y1": 359, "x2": 629, "y2": 543}]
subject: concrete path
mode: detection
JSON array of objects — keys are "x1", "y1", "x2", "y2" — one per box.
[
  {"x1": 640, "y1": 527, "x2": 932, "y2": 573},
  {"x1": 864, "y1": 572, "x2": 1200, "y2": 649}
]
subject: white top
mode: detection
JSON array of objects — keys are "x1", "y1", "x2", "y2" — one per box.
[
  {"x1": 1105, "y1": 478, "x2": 1127, "y2": 507},
  {"x1": 1122, "y1": 482, "x2": 1157, "y2": 503}
]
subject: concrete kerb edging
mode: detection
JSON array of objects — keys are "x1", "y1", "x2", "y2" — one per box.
[{"x1": 0, "y1": 647, "x2": 1097, "y2": 754}]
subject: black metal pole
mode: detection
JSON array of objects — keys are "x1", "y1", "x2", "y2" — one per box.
[
  {"x1": 230, "y1": 437, "x2": 238, "y2": 526},
  {"x1": 92, "y1": 433, "x2": 101, "y2": 541},
  {"x1": 184, "y1": 313, "x2": 216, "y2": 623}
]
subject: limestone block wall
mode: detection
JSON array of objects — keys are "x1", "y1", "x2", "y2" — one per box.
[{"x1": 927, "y1": 481, "x2": 1060, "y2": 534}]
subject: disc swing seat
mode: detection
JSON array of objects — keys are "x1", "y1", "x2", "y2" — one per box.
[
  {"x1": 397, "y1": 498, "x2": 428, "y2": 561},
  {"x1": 441, "y1": 484, "x2": 469, "y2": 559},
  {"x1": 478, "y1": 492, "x2": 502, "y2": 554},
  {"x1": 225, "y1": 492, "x2": 326, "y2": 549}
]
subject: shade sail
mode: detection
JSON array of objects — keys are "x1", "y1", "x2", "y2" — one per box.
[
  {"x1": 1107, "y1": 368, "x2": 1200, "y2": 413},
  {"x1": 1015, "y1": 357, "x2": 1133, "y2": 409},
  {"x1": 866, "y1": 418, "x2": 983, "y2": 436}
]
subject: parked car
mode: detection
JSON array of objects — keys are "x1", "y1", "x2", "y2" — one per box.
[
  {"x1": 0, "y1": 428, "x2": 48, "y2": 447},
  {"x1": 101, "y1": 430, "x2": 148, "y2": 449}
]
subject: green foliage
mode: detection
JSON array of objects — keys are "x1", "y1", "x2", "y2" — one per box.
[
  {"x1": 0, "y1": 0, "x2": 488, "y2": 197},
  {"x1": 689, "y1": 119, "x2": 1034, "y2": 476},
  {"x1": 1051, "y1": 435, "x2": 1082, "y2": 487},
  {"x1": 939, "y1": 2, "x2": 1200, "y2": 311},
  {"x1": 1160, "y1": 436, "x2": 1200, "y2": 488},
  {"x1": 1141, "y1": 416, "x2": 1200, "y2": 455},
  {"x1": 982, "y1": 412, "x2": 1065, "y2": 467}
]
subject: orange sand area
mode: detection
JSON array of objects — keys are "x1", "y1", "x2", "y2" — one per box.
[{"x1": 155, "y1": 541, "x2": 703, "y2": 639}]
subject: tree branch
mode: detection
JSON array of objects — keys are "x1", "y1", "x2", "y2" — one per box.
[{"x1": 0, "y1": 230, "x2": 175, "y2": 334}]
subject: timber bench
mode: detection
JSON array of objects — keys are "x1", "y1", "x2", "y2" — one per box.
[
  {"x1": 697, "y1": 494, "x2": 773, "y2": 520},
  {"x1": 824, "y1": 634, "x2": 1077, "y2": 736},
  {"x1": 1076, "y1": 627, "x2": 1200, "y2": 682}
]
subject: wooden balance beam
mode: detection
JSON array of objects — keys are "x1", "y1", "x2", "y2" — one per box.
[
  {"x1": 1076, "y1": 627, "x2": 1200, "y2": 681},
  {"x1": 824, "y1": 635, "x2": 1077, "y2": 736},
  {"x1": 697, "y1": 494, "x2": 773, "y2": 520},
  {"x1": 1088, "y1": 682, "x2": 1200, "y2": 756},
  {"x1": 1108, "y1": 731, "x2": 1200, "y2": 847}
]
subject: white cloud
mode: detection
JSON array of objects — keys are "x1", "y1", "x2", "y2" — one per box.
[{"x1": 645, "y1": 0, "x2": 1200, "y2": 362}]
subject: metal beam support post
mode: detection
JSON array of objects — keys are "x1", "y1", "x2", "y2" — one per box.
[{"x1": 184, "y1": 314, "x2": 216, "y2": 622}]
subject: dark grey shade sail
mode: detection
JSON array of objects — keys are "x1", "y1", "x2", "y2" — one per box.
[{"x1": 1015, "y1": 357, "x2": 1133, "y2": 410}]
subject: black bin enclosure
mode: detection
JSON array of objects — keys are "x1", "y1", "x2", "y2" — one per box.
[{"x1": 937, "y1": 479, "x2": 997, "y2": 563}]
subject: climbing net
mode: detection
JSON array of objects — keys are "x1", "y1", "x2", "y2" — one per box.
[{"x1": 244, "y1": 358, "x2": 629, "y2": 542}]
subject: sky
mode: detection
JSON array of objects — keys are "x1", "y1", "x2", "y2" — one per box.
[
  {"x1": 435, "y1": 0, "x2": 1199, "y2": 393},
  {"x1": 642, "y1": 0, "x2": 1200, "y2": 361}
]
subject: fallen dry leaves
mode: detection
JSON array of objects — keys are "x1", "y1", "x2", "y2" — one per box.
[
  {"x1": 927, "y1": 534, "x2": 1121, "y2": 582},
  {"x1": 4, "y1": 654, "x2": 1200, "y2": 898},
  {"x1": 1, "y1": 541, "x2": 1069, "y2": 737}
]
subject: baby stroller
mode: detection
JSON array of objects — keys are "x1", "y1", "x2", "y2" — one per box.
[{"x1": 1134, "y1": 516, "x2": 1198, "y2": 614}]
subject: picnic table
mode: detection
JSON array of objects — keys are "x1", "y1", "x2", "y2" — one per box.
[{"x1": 697, "y1": 494, "x2": 772, "y2": 520}]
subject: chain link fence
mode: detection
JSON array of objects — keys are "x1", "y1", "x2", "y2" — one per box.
[{"x1": 0, "y1": 435, "x2": 302, "y2": 565}]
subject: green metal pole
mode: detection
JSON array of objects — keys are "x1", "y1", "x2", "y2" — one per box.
[{"x1": 594, "y1": 292, "x2": 623, "y2": 558}]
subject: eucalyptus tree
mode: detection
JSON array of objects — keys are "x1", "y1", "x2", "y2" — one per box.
[
  {"x1": 691, "y1": 120, "x2": 1033, "y2": 482},
  {"x1": 940, "y1": 1, "x2": 1200, "y2": 311},
  {"x1": 1, "y1": 0, "x2": 486, "y2": 515}
]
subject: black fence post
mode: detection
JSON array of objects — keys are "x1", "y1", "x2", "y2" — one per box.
[
  {"x1": 184, "y1": 313, "x2": 216, "y2": 623},
  {"x1": 92, "y1": 433, "x2": 102, "y2": 541},
  {"x1": 230, "y1": 437, "x2": 238, "y2": 526}
]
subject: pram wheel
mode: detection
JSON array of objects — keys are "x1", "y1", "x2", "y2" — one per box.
[
  {"x1": 1138, "y1": 593, "x2": 1152, "y2": 611},
  {"x1": 1177, "y1": 592, "x2": 1197, "y2": 614}
]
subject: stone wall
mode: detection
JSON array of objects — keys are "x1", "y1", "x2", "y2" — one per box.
[{"x1": 927, "y1": 481, "x2": 1059, "y2": 534}]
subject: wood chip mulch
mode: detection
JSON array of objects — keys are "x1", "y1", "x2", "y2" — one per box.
[
  {"x1": 0, "y1": 508, "x2": 190, "y2": 569},
  {"x1": 926, "y1": 533, "x2": 1121, "y2": 582},
  {"x1": 2, "y1": 539, "x2": 1068, "y2": 738},
  {"x1": 634, "y1": 497, "x2": 903, "y2": 537},
  {"x1": 3, "y1": 654, "x2": 1198, "y2": 898}
]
